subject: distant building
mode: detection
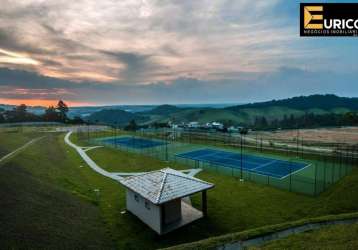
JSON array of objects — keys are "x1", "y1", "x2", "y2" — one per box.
[
  {"x1": 211, "y1": 122, "x2": 224, "y2": 130},
  {"x1": 119, "y1": 168, "x2": 214, "y2": 235},
  {"x1": 188, "y1": 121, "x2": 200, "y2": 128},
  {"x1": 228, "y1": 126, "x2": 239, "y2": 133},
  {"x1": 204, "y1": 122, "x2": 212, "y2": 129}
]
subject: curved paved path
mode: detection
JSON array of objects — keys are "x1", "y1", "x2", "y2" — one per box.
[{"x1": 64, "y1": 131, "x2": 201, "y2": 182}]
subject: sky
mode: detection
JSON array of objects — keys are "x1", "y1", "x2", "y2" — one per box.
[{"x1": 0, "y1": 0, "x2": 357, "y2": 106}]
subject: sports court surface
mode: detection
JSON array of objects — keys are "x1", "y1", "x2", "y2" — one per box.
[
  {"x1": 176, "y1": 149, "x2": 309, "y2": 179},
  {"x1": 100, "y1": 137, "x2": 165, "y2": 149}
]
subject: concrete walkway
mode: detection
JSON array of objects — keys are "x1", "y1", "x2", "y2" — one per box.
[
  {"x1": 64, "y1": 131, "x2": 202, "y2": 182},
  {"x1": 65, "y1": 131, "x2": 122, "y2": 181},
  {"x1": 0, "y1": 136, "x2": 44, "y2": 165},
  {"x1": 217, "y1": 217, "x2": 358, "y2": 250}
]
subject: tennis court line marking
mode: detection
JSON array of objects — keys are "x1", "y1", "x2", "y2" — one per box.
[
  {"x1": 101, "y1": 136, "x2": 166, "y2": 148},
  {"x1": 178, "y1": 149, "x2": 278, "y2": 170},
  {"x1": 251, "y1": 160, "x2": 278, "y2": 171},
  {"x1": 179, "y1": 149, "x2": 219, "y2": 159},
  {"x1": 178, "y1": 149, "x2": 312, "y2": 179},
  {"x1": 195, "y1": 150, "x2": 275, "y2": 168},
  {"x1": 279, "y1": 163, "x2": 312, "y2": 180},
  {"x1": 208, "y1": 149, "x2": 289, "y2": 166}
]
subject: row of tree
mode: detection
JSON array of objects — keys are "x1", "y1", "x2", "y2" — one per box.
[
  {"x1": 0, "y1": 100, "x2": 84, "y2": 124},
  {"x1": 253, "y1": 112, "x2": 358, "y2": 130}
]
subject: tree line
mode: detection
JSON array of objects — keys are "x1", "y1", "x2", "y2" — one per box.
[
  {"x1": 0, "y1": 100, "x2": 84, "y2": 124},
  {"x1": 253, "y1": 112, "x2": 358, "y2": 130}
]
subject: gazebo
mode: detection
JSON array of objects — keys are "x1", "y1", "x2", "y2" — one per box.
[{"x1": 119, "y1": 168, "x2": 214, "y2": 235}]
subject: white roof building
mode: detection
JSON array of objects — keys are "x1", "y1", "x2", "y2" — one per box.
[
  {"x1": 188, "y1": 121, "x2": 200, "y2": 128},
  {"x1": 120, "y1": 168, "x2": 214, "y2": 234}
]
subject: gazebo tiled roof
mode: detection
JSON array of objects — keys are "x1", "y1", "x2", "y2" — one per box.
[{"x1": 119, "y1": 168, "x2": 214, "y2": 205}]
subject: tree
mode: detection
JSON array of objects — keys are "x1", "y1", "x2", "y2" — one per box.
[
  {"x1": 125, "y1": 119, "x2": 138, "y2": 131},
  {"x1": 68, "y1": 116, "x2": 85, "y2": 124},
  {"x1": 16, "y1": 104, "x2": 27, "y2": 114},
  {"x1": 4, "y1": 104, "x2": 38, "y2": 122},
  {"x1": 0, "y1": 113, "x2": 4, "y2": 123},
  {"x1": 14, "y1": 104, "x2": 28, "y2": 122},
  {"x1": 43, "y1": 106, "x2": 60, "y2": 122},
  {"x1": 56, "y1": 100, "x2": 69, "y2": 122},
  {"x1": 239, "y1": 127, "x2": 248, "y2": 135}
]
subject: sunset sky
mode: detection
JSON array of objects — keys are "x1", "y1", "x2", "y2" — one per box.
[{"x1": 0, "y1": 0, "x2": 357, "y2": 106}]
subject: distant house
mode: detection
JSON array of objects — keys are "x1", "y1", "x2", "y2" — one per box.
[
  {"x1": 188, "y1": 121, "x2": 200, "y2": 128},
  {"x1": 204, "y1": 122, "x2": 212, "y2": 129},
  {"x1": 211, "y1": 122, "x2": 224, "y2": 130},
  {"x1": 119, "y1": 168, "x2": 214, "y2": 235}
]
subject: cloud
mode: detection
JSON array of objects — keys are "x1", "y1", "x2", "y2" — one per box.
[
  {"x1": 0, "y1": 0, "x2": 356, "y2": 105},
  {"x1": 0, "y1": 0, "x2": 328, "y2": 83},
  {"x1": 0, "y1": 66, "x2": 356, "y2": 105},
  {"x1": 103, "y1": 51, "x2": 163, "y2": 82}
]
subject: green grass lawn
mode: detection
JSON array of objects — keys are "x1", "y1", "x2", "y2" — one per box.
[
  {"x1": 82, "y1": 133, "x2": 358, "y2": 248},
  {"x1": 251, "y1": 223, "x2": 358, "y2": 250},
  {"x1": 86, "y1": 130, "x2": 353, "y2": 196},
  {"x1": 0, "y1": 133, "x2": 114, "y2": 249},
  {"x1": 0, "y1": 131, "x2": 41, "y2": 158},
  {"x1": 1, "y1": 131, "x2": 358, "y2": 249}
]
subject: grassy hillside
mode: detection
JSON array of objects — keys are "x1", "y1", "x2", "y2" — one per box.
[
  {"x1": 144, "y1": 104, "x2": 184, "y2": 116},
  {"x1": 168, "y1": 108, "x2": 247, "y2": 124},
  {"x1": 0, "y1": 134, "x2": 114, "y2": 249},
  {"x1": 84, "y1": 95, "x2": 358, "y2": 127},
  {"x1": 252, "y1": 223, "x2": 358, "y2": 250},
  {"x1": 86, "y1": 109, "x2": 149, "y2": 126},
  {"x1": 150, "y1": 106, "x2": 350, "y2": 125},
  {"x1": 227, "y1": 94, "x2": 358, "y2": 111},
  {"x1": 84, "y1": 134, "x2": 358, "y2": 248},
  {"x1": 1, "y1": 130, "x2": 358, "y2": 249},
  {"x1": 0, "y1": 131, "x2": 41, "y2": 158}
]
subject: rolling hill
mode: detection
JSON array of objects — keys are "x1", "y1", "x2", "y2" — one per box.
[
  {"x1": 226, "y1": 94, "x2": 358, "y2": 111},
  {"x1": 86, "y1": 109, "x2": 149, "y2": 126},
  {"x1": 80, "y1": 94, "x2": 358, "y2": 127}
]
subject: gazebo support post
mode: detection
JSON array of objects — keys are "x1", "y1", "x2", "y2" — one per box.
[
  {"x1": 202, "y1": 190, "x2": 207, "y2": 217},
  {"x1": 160, "y1": 205, "x2": 165, "y2": 234}
]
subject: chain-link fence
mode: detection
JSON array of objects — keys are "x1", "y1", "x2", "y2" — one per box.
[{"x1": 77, "y1": 128, "x2": 356, "y2": 196}]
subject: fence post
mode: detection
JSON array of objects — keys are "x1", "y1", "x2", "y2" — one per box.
[
  {"x1": 314, "y1": 163, "x2": 317, "y2": 196},
  {"x1": 331, "y1": 152, "x2": 335, "y2": 184},
  {"x1": 323, "y1": 155, "x2": 327, "y2": 189},
  {"x1": 289, "y1": 162, "x2": 292, "y2": 192},
  {"x1": 339, "y1": 145, "x2": 343, "y2": 178}
]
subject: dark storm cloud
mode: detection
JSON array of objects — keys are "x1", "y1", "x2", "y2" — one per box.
[
  {"x1": 0, "y1": 67, "x2": 88, "y2": 89},
  {"x1": 103, "y1": 51, "x2": 163, "y2": 82},
  {"x1": 0, "y1": 28, "x2": 46, "y2": 55}
]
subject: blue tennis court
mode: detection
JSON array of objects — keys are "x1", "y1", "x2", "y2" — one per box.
[
  {"x1": 176, "y1": 149, "x2": 309, "y2": 179},
  {"x1": 100, "y1": 137, "x2": 165, "y2": 149}
]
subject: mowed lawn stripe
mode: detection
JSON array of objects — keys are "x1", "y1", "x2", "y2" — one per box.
[{"x1": 0, "y1": 133, "x2": 115, "y2": 250}]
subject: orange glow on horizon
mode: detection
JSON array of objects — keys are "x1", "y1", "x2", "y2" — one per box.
[{"x1": 0, "y1": 98, "x2": 94, "y2": 107}]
